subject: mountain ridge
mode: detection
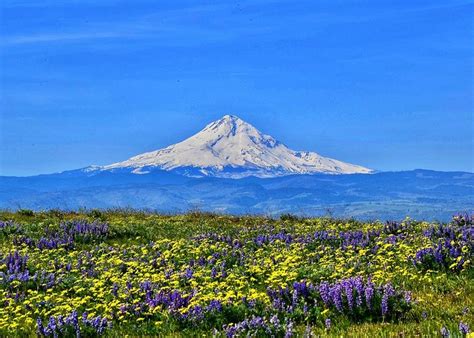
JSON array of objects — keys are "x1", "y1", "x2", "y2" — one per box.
[{"x1": 1, "y1": 169, "x2": 472, "y2": 221}]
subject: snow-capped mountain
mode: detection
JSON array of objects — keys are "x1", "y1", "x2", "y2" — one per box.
[{"x1": 96, "y1": 115, "x2": 372, "y2": 178}]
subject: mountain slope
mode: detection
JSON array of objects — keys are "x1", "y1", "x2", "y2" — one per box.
[{"x1": 98, "y1": 115, "x2": 372, "y2": 178}]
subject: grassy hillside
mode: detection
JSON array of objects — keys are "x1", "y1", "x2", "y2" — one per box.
[{"x1": 0, "y1": 210, "x2": 472, "y2": 336}]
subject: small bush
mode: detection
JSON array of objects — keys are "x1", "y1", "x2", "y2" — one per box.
[
  {"x1": 18, "y1": 209, "x2": 34, "y2": 217},
  {"x1": 280, "y1": 213, "x2": 300, "y2": 221}
]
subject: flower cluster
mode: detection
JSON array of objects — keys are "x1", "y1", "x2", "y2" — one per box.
[
  {"x1": 0, "y1": 251, "x2": 30, "y2": 284},
  {"x1": 0, "y1": 220, "x2": 20, "y2": 233},
  {"x1": 0, "y1": 251, "x2": 60, "y2": 289},
  {"x1": 267, "y1": 277, "x2": 411, "y2": 319},
  {"x1": 413, "y1": 222, "x2": 473, "y2": 272},
  {"x1": 12, "y1": 220, "x2": 109, "y2": 251},
  {"x1": 223, "y1": 315, "x2": 292, "y2": 337},
  {"x1": 58, "y1": 220, "x2": 110, "y2": 240},
  {"x1": 452, "y1": 213, "x2": 474, "y2": 227},
  {"x1": 36, "y1": 310, "x2": 110, "y2": 336},
  {"x1": 459, "y1": 321, "x2": 470, "y2": 335}
]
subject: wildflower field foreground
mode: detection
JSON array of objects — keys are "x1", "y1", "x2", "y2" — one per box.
[{"x1": 0, "y1": 211, "x2": 472, "y2": 337}]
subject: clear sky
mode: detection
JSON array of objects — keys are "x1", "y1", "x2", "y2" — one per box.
[{"x1": 0, "y1": 0, "x2": 472, "y2": 176}]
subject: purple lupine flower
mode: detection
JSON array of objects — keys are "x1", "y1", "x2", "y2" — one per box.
[
  {"x1": 440, "y1": 326, "x2": 450, "y2": 337},
  {"x1": 331, "y1": 284, "x2": 343, "y2": 312},
  {"x1": 404, "y1": 291, "x2": 412, "y2": 303},
  {"x1": 354, "y1": 276, "x2": 364, "y2": 307},
  {"x1": 207, "y1": 299, "x2": 223, "y2": 312},
  {"x1": 210, "y1": 267, "x2": 217, "y2": 278},
  {"x1": 183, "y1": 305, "x2": 204, "y2": 321},
  {"x1": 0, "y1": 220, "x2": 20, "y2": 231},
  {"x1": 47, "y1": 316, "x2": 56, "y2": 331},
  {"x1": 381, "y1": 283, "x2": 394, "y2": 316},
  {"x1": 36, "y1": 318, "x2": 46, "y2": 336},
  {"x1": 459, "y1": 322, "x2": 470, "y2": 335},
  {"x1": 69, "y1": 310, "x2": 79, "y2": 328},
  {"x1": 249, "y1": 316, "x2": 264, "y2": 329},
  {"x1": 293, "y1": 281, "x2": 309, "y2": 298},
  {"x1": 225, "y1": 325, "x2": 239, "y2": 337},
  {"x1": 365, "y1": 279, "x2": 374, "y2": 309},
  {"x1": 291, "y1": 289, "x2": 299, "y2": 308},
  {"x1": 325, "y1": 318, "x2": 331, "y2": 329},
  {"x1": 319, "y1": 282, "x2": 330, "y2": 305},
  {"x1": 197, "y1": 256, "x2": 206, "y2": 266},
  {"x1": 184, "y1": 267, "x2": 193, "y2": 279},
  {"x1": 284, "y1": 320, "x2": 294, "y2": 338},
  {"x1": 269, "y1": 315, "x2": 280, "y2": 328},
  {"x1": 343, "y1": 279, "x2": 354, "y2": 311},
  {"x1": 112, "y1": 283, "x2": 119, "y2": 297}
]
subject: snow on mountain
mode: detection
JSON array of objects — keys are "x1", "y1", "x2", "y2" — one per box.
[{"x1": 97, "y1": 115, "x2": 372, "y2": 178}]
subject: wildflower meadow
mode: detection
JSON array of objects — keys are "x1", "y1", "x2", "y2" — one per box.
[{"x1": 0, "y1": 210, "x2": 472, "y2": 337}]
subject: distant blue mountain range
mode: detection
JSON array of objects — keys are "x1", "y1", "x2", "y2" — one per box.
[{"x1": 1, "y1": 169, "x2": 472, "y2": 221}]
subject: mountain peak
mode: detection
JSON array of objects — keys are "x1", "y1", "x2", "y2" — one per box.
[
  {"x1": 221, "y1": 114, "x2": 241, "y2": 121},
  {"x1": 211, "y1": 114, "x2": 243, "y2": 125},
  {"x1": 101, "y1": 115, "x2": 372, "y2": 177},
  {"x1": 203, "y1": 115, "x2": 252, "y2": 136}
]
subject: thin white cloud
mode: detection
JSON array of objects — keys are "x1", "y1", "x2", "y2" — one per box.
[
  {"x1": 1, "y1": 0, "x2": 131, "y2": 8},
  {"x1": 1, "y1": 32, "x2": 132, "y2": 45}
]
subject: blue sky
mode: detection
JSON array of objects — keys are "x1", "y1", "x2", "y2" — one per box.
[{"x1": 0, "y1": 0, "x2": 472, "y2": 176}]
